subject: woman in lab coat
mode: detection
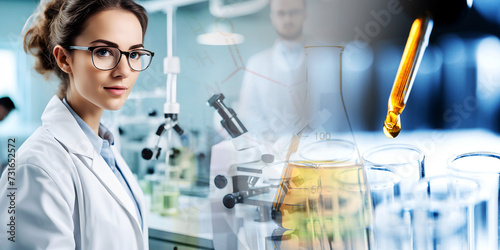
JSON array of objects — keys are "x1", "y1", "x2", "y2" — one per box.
[{"x1": 0, "y1": 0, "x2": 152, "y2": 249}]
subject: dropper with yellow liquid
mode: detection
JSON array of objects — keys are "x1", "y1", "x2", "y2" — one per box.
[{"x1": 384, "y1": 14, "x2": 434, "y2": 138}]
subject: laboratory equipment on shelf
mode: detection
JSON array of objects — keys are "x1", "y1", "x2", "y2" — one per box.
[
  {"x1": 383, "y1": 0, "x2": 474, "y2": 138},
  {"x1": 141, "y1": 119, "x2": 183, "y2": 161},
  {"x1": 141, "y1": 0, "x2": 189, "y2": 161},
  {"x1": 209, "y1": 46, "x2": 373, "y2": 249},
  {"x1": 140, "y1": 0, "x2": 205, "y2": 216}
]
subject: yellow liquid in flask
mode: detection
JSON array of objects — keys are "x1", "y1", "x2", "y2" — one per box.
[{"x1": 272, "y1": 161, "x2": 372, "y2": 238}]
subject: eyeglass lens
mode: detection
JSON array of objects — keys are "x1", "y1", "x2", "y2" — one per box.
[{"x1": 92, "y1": 47, "x2": 153, "y2": 71}]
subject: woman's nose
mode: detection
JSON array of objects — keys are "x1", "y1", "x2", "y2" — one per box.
[{"x1": 112, "y1": 54, "x2": 132, "y2": 78}]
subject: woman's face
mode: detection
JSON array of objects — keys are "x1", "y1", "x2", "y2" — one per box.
[{"x1": 68, "y1": 9, "x2": 143, "y2": 111}]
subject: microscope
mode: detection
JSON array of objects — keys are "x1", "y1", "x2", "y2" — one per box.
[{"x1": 207, "y1": 93, "x2": 293, "y2": 249}]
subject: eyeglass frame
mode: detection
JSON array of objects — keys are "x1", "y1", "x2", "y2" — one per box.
[{"x1": 68, "y1": 45, "x2": 155, "y2": 72}]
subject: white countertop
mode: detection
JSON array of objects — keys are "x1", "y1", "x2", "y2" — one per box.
[{"x1": 147, "y1": 195, "x2": 213, "y2": 240}]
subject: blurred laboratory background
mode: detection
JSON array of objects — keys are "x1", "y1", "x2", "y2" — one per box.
[
  {"x1": 1, "y1": 0, "x2": 500, "y2": 248},
  {"x1": 1, "y1": 0, "x2": 500, "y2": 185}
]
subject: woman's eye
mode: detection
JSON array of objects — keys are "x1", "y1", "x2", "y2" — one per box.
[
  {"x1": 95, "y1": 48, "x2": 113, "y2": 57},
  {"x1": 130, "y1": 52, "x2": 140, "y2": 60}
]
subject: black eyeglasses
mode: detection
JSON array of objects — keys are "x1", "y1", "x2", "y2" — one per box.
[{"x1": 69, "y1": 46, "x2": 155, "y2": 72}]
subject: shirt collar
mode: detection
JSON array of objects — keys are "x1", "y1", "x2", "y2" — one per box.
[
  {"x1": 276, "y1": 39, "x2": 305, "y2": 70},
  {"x1": 62, "y1": 98, "x2": 114, "y2": 154},
  {"x1": 277, "y1": 37, "x2": 305, "y2": 52}
]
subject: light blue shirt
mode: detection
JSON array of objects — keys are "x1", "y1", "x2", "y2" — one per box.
[{"x1": 62, "y1": 98, "x2": 142, "y2": 229}]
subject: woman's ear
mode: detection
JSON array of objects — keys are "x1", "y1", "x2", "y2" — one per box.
[{"x1": 53, "y1": 45, "x2": 72, "y2": 74}]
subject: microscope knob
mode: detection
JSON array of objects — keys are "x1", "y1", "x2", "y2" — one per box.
[
  {"x1": 173, "y1": 124, "x2": 184, "y2": 135},
  {"x1": 261, "y1": 154, "x2": 274, "y2": 163},
  {"x1": 142, "y1": 148, "x2": 153, "y2": 160},
  {"x1": 271, "y1": 209, "x2": 282, "y2": 225},
  {"x1": 223, "y1": 194, "x2": 238, "y2": 209},
  {"x1": 214, "y1": 175, "x2": 228, "y2": 189}
]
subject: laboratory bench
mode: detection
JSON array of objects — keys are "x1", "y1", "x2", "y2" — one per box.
[
  {"x1": 146, "y1": 129, "x2": 500, "y2": 249},
  {"x1": 148, "y1": 195, "x2": 214, "y2": 249}
]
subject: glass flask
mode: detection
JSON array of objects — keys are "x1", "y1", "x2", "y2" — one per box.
[
  {"x1": 151, "y1": 163, "x2": 179, "y2": 216},
  {"x1": 151, "y1": 182, "x2": 179, "y2": 216},
  {"x1": 271, "y1": 46, "x2": 373, "y2": 249}
]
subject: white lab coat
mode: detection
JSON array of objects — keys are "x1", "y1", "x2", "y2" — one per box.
[
  {"x1": 0, "y1": 96, "x2": 148, "y2": 250},
  {"x1": 238, "y1": 39, "x2": 308, "y2": 142}
]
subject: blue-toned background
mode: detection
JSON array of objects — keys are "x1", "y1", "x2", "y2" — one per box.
[{"x1": 1, "y1": 0, "x2": 500, "y2": 168}]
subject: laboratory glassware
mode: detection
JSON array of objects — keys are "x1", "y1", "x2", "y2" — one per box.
[
  {"x1": 271, "y1": 46, "x2": 373, "y2": 250},
  {"x1": 373, "y1": 175, "x2": 481, "y2": 250},
  {"x1": 447, "y1": 151, "x2": 500, "y2": 250},
  {"x1": 364, "y1": 169, "x2": 402, "y2": 210},
  {"x1": 372, "y1": 200, "x2": 413, "y2": 250},
  {"x1": 272, "y1": 140, "x2": 372, "y2": 249},
  {"x1": 150, "y1": 163, "x2": 180, "y2": 216},
  {"x1": 383, "y1": 0, "x2": 473, "y2": 138},
  {"x1": 362, "y1": 144, "x2": 425, "y2": 202},
  {"x1": 412, "y1": 176, "x2": 482, "y2": 250},
  {"x1": 383, "y1": 15, "x2": 433, "y2": 138}
]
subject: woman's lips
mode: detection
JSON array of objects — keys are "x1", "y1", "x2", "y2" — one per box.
[{"x1": 104, "y1": 86, "x2": 127, "y2": 96}]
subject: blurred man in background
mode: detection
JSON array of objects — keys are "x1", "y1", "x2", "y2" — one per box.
[
  {"x1": 238, "y1": 0, "x2": 309, "y2": 143},
  {"x1": 0, "y1": 96, "x2": 15, "y2": 175},
  {"x1": 0, "y1": 97, "x2": 15, "y2": 122}
]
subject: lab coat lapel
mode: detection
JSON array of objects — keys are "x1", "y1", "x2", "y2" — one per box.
[
  {"x1": 89, "y1": 149, "x2": 142, "y2": 230},
  {"x1": 112, "y1": 146, "x2": 146, "y2": 229},
  {"x1": 42, "y1": 96, "x2": 94, "y2": 157},
  {"x1": 42, "y1": 96, "x2": 142, "y2": 232}
]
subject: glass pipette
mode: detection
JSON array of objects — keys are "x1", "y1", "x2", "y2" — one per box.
[{"x1": 383, "y1": 14, "x2": 434, "y2": 138}]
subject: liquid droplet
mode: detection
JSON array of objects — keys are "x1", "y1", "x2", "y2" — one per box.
[
  {"x1": 383, "y1": 123, "x2": 401, "y2": 138},
  {"x1": 383, "y1": 111, "x2": 401, "y2": 138}
]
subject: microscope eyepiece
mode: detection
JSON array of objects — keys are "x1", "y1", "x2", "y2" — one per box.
[{"x1": 207, "y1": 93, "x2": 248, "y2": 138}]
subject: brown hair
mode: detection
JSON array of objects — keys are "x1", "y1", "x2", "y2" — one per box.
[{"x1": 23, "y1": 0, "x2": 148, "y2": 99}]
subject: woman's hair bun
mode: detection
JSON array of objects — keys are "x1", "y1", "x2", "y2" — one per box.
[
  {"x1": 22, "y1": 0, "x2": 148, "y2": 99},
  {"x1": 23, "y1": 0, "x2": 65, "y2": 77},
  {"x1": 45, "y1": 7, "x2": 60, "y2": 19}
]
